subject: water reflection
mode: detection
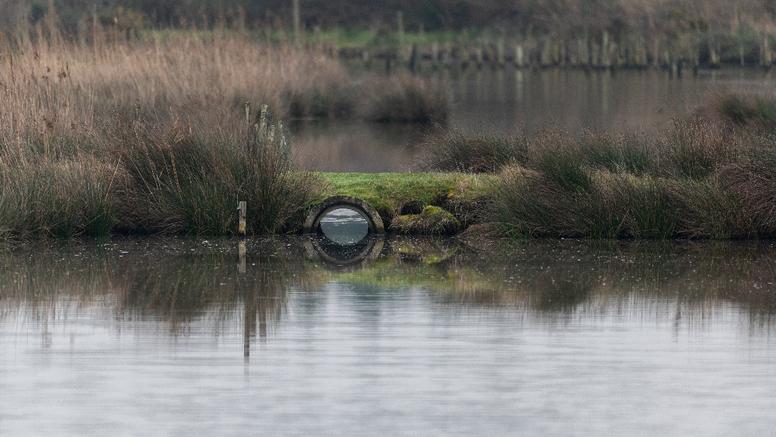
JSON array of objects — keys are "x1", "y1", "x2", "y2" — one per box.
[
  {"x1": 2, "y1": 238, "x2": 776, "y2": 435},
  {"x1": 2, "y1": 238, "x2": 775, "y2": 335},
  {"x1": 292, "y1": 68, "x2": 776, "y2": 171}
]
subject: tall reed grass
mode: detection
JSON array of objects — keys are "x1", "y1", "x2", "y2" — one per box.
[
  {"x1": 0, "y1": 21, "x2": 447, "y2": 239},
  {"x1": 421, "y1": 94, "x2": 776, "y2": 239},
  {"x1": 0, "y1": 30, "x2": 354, "y2": 239}
]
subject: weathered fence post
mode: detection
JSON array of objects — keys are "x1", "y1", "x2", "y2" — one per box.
[
  {"x1": 238, "y1": 241, "x2": 247, "y2": 274},
  {"x1": 397, "y1": 11, "x2": 404, "y2": 45},
  {"x1": 292, "y1": 0, "x2": 301, "y2": 43},
  {"x1": 238, "y1": 201, "x2": 247, "y2": 237},
  {"x1": 762, "y1": 35, "x2": 772, "y2": 68},
  {"x1": 514, "y1": 44, "x2": 524, "y2": 68},
  {"x1": 497, "y1": 39, "x2": 505, "y2": 67}
]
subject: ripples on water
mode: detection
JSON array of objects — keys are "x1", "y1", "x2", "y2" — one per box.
[{"x1": 1, "y1": 237, "x2": 775, "y2": 435}]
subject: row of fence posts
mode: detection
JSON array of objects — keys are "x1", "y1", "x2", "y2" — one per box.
[{"x1": 335, "y1": 36, "x2": 776, "y2": 75}]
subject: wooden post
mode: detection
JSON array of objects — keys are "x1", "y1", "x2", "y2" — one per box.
[
  {"x1": 238, "y1": 201, "x2": 247, "y2": 237},
  {"x1": 258, "y1": 104, "x2": 268, "y2": 135},
  {"x1": 709, "y1": 39, "x2": 720, "y2": 68},
  {"x1": 497, "y1": 39, "x2": 505, "y2": 67},
  {"x1": 362, "y1": 49, "x2": 370, "y2": 67},
  {"x1": 397, "y1": 11, "x2": 404, "y2": 46},
  {"x1": 292, "y1": 0, "x2": 301, "y2": 44},
  {"x1": 238, "y1": 241, "x2": 247, "y2": 274},
  {"x1": 602, "y1": 31, "x2": 611, "y2": 68},
  {"x1": 514, "y1": 44, "x2": 524, "y2": 68},
  {"x1": 244, "y1": 102, "x2": 251, "y2": 126}
]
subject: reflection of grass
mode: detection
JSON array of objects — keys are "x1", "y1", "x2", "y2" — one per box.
[
  {"x1": 333, "y1": 238, "x2": 776, "y2": 322},
  {"x1": 0, "y1": 239, "x2": 321, "y2": 333},
  {"x1": 2, "y1": 238, "x2": 776, "y2": 332}
]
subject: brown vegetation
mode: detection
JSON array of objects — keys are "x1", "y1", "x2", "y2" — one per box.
[
  {"x1": 0, "y1": 23, "x2": 448, "y2": 239},
  {"x1": 468, "y1": 97, "x2": 776, "y2": 239}
]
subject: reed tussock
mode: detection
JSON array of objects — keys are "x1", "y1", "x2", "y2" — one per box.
[
  {"x1": 417, "y1": 130, "x2": 526, "y2": 172},
  {"x1": 460, "y1": 94, "x2": 776, "y2": 240},
  {"x1": 365, "y1": 74, "x2": 448, "y2": 123},
  {"x1": 0, "y1": 23, "x2": 448, "y2": 239},
  {"x1": 118, "y1": 111, "x2": 321, "y2": 235},
  {"x1": 0, "y1": 31, "x2": 348, "y2": 238}
]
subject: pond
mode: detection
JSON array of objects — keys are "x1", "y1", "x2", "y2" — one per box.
[
  {"x1": 1, "y1": 237, "x2": 775, "y2": 435},
  {"x1": 291, "y1": 67, "x2": 776, "y2": 172}
]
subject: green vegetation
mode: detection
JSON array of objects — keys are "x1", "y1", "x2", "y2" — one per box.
[
  {"x1": 418, "y1": 131, "x2": 527, "y2": 173},
  {"x1": 319, "y1": 172, "x2": 494, "y2": 225},
  {"x1": 119, "y1": 111, "x2": 320, "y2": 235},
  {"x1": 437, "y1": 97, "x2": 776, "y2": 240},
  {"x1": 2, "y1": 6, "x2": 776, "y2": 241},
  {"x1": 391, "y1": 206, "x2": 461, "y2": 235},
  {"x1": 365, "y1": 74, "x2": 448, "y2": 124},
  {"x1": 711, "y1": 94, "x2": 776, "y2": 131}
]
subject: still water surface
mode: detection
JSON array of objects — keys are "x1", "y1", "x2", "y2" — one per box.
[
  {"x1": 1, "y1": 237, "x2": 775, "y2": 436},
  {"x1": 292, "y1": 68, "x2": 776, "y2": 171}
]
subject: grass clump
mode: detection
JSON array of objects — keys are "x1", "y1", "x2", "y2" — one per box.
[
  {"x1": 712, "y1": 94, "x2": 776, "y2": 131},
  {"x1": 417, "y1": 130, "x2": 527, "y2": 173},
  {"x1": 422, "y1": 93, "x2": 776, "y2": 240},
  {"x1": 120, "y1": 111, "x2": 321, "y2": 235},
  {"x1": 0, "y1": 153, "x2": 122, "y2": 239},
  {"x1": 365, "y1": 74, "x2": 448, "y2": 124},
  {"x1": 391, "y1": 206, "x2": 461, "y2": 235}
]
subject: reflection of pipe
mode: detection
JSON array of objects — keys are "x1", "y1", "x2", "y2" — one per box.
[{"x1": 304, "y1": 235, "x2": 385, "y2": 269}]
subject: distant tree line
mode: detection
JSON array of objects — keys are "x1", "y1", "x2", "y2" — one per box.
[{"x1": 2, "y1": 0, "x2": 775, "y2": 34}]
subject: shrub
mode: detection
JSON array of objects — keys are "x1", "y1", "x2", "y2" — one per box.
[
  {"x1": 712, "y1": 94, "x2": 776, "y2": 131},
  {"x1": 364, "y1": 73, "x2": 448, "y2": 123},
  {"x1": 417, "y1": 130, "x2": 527, "y2": 173},
  {"x1": 0, "y1": 153, "x2": 121, "y2": 238},
  {"x1": 489, "y1": 166, "x2": 581, "y2": 237},
  {"x1": 119, "y1": 111, "x2": 322, "y2": 235},
  {"x1": 580, "y1": 131, "x2": 653, "y2": 175},
  {"x1": 529, "y1": 130, "x2": 592, "y2": 193},
  {"x1": 657, "y1": 117, "x2": 734, "y2": 179},
  {"x1": 718, "y1": 148, "x2": 776, "y2": 237}
]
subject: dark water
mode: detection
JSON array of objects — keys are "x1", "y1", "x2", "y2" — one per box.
[
  {"x1": 2, "y1": 237, "x2": 776, "y2": 436},
  {"x1": 292, "y1": 68, "x2": 776, "y2": 172}
]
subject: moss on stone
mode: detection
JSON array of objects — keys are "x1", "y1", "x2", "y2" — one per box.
[{"x1": 390, "y1": 206, "x2": 462, "y2": 235}]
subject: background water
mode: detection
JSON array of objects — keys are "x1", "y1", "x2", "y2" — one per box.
[
  {"x1": 292, "y1": 68, "x2": 776, "y2": 172},
  {"x1": 1, "y1": 238, "x2": 775, "y2": 436}
]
